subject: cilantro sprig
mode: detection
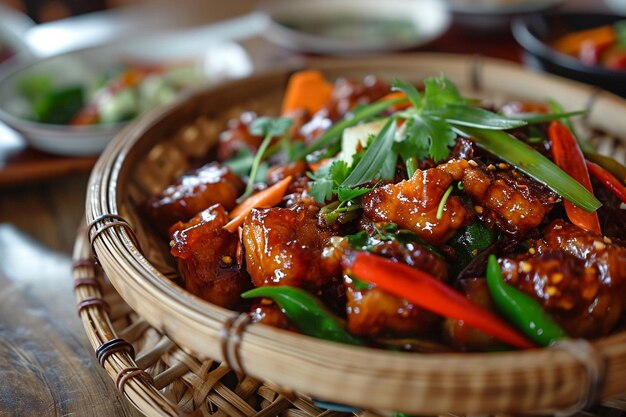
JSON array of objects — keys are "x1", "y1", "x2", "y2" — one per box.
[
  {"x1": 308, "y1": 75, "x2": 530, "y2": 208},
  {"x1": 301, "y1": 74, "x2": 597, "y2": 223},
  {"x1": 238, "y1": 116, "x2": 292, "y2": 202}
]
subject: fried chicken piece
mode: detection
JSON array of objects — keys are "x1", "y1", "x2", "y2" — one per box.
[
  {"x1": 266, "y1": 160, "x2": 311, "y2": 205},
  {"x1": 242, "y1": 203, "x2": 340, "y2": 290},
  {"x1": 146, "y1": 162, "x2": 244, "y2": 234},
  {"x1": 361, "y1": 165, "x2": 470, "y2": 246},
  {"x1": 440, "y1": 159, "x2": 554, "y2": 236},
  {"x1": 345, "y1": 278, "x2": 440, "y2": 337},
  {"x1": 344, "y1": 237, "x2": 447, "y2": 337},
  {"x1": 217, "y1": 111, "x2": 263, "y2": 161},
  {"x1": 499, "y1": 219, "x2": 626, "y2": 338},
  {"x1": 170, "y1": 204, "x2": 251, "y2": 309}
]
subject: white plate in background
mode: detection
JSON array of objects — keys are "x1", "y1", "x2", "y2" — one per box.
[
  {"x1": 0, "y1": 36, "x2": 253, "y2": 156},
  {"x1": 260, "y1": 0, "x2": 451, "y2": 55}
]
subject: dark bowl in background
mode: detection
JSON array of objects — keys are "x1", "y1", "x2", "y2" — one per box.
[{"x1": 512, "y1": 12, "x2": 626, "y2": 97}]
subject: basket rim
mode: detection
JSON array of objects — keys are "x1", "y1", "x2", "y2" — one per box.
[{"x1": 86, "y1": 53, "x2": 626, "y2": 415}]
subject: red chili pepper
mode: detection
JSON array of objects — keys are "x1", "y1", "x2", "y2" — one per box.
[
  {"x1": 586, "y1": 160, "x2": 626, "y2": 204},
  {"x1": 548, "y1": 121, "x2": 602, "y2": 234},
  {"x1": 343, "y1": 252, "x2": 536, "y2": 350}
]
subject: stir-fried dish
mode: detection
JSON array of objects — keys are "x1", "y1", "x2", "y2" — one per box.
[
  {"x1": 552, "y1": 20, "x2": 626, "y2": 70},
  {"x1": 145, "y1": 70, "x2": 626, "y2": 352},
  {"x1": 17, "y1": 62, "x2": 206, "y2": 125}
]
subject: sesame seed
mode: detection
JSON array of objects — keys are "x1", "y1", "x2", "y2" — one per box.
[
  {"x1": 553, "y1": 224, "x2": 563, "y2": 230},
  {"x1": 603, "y1": 236, "x2": 612, "y2": 244},
  {"x1": 528, "y1": 247, "x2": 536, "y2": 255},
  {"x1": 474, "y1": 205, "x2": 484, "y2": 214},
  {"x1": 498, "y1": 163, "x2": 509, "y2": 170},
  {"x1": 468, "y1": 159, "x2": 478, "y2": 167},
  {"x1": 487, "y1": 164, "x2": 496, "y2": 171},
  {"x1": 593, "y1": 241, "x2": 606, "y2": 251},
  {"x1": 222, "y1": 255, "x2": 233, "y2": 264},
  {"x1": 520, "y1": 261, "x2": 532, "y2": 273},
  {"x1": 546, "y1": 286, "x2": 558, "y2": 296},
  {"x1": 551, "y1": 273, "x2": 564, "y2": 284}
]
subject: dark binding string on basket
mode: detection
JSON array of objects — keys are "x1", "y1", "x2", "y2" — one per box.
[
  {"x1": 470, "y1": 55, "x2": 484, "y2": 93},
  {"x1": 87, "y1": 213, "x2": 144, "y2": 263},
  {"x1": 219, "y1": 313, "x2": 252, "y2": 375},
  {"x1": 116, "y1": 366, "x2": 154, "y2": 393},
  {"x1": 96, "y1": 338, "x2": 136, "y2": 367},
  {"x1": 73, "y1": 277, "x2": 100, "y2": 290},
  {"x1": 72, "y1": 258, "x2": 94, "y2": 269},
  {"x1": 551, "y1": 339, "x2": 607, "y2": 417},
  {"x1": 581, "y1": 88, "x2": 602, "y2": 129},
  {"x1": 77, "y1": 297, "x2": 111, "y2": 316}
]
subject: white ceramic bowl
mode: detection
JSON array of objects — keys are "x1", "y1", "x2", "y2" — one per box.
[
  {"x1": 0, "y1": 33, "x2": 253, "y2": 156},
  {"x1": 604, "y1": 0, "x2": 626, "y2": 15},
  {"x1": 259, "y1": 0, "x2": 451, "y2": 55}
]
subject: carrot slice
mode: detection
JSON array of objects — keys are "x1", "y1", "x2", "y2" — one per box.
[
  {"x1": 548, "y1": 122, "x2": 601, "y2": 234},
  {"x1": 223, "y1": 176, "x2": 292, "y2": 233},
  {"x1": 281, "y1": 70, "x2": 333, "y2": 115},
  {"x1": 380, "y1": 91, "x2": 411, "y2": 111}
]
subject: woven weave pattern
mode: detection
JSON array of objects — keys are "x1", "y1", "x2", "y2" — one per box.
[
  {"x1": 81, "y1": 57, "x2": 626, "y2": 416},
  {"x1": 74, "y1": 226, "x2": 378, "y2": 417}
]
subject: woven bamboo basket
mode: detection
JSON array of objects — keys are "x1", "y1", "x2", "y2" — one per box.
[{"x1": 83, "y1": 54, "x2": 626, "y2": 416}]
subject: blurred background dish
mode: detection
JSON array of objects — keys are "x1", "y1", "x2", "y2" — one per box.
[
  {"x1": 604, "y1": 0, "x2": 626, "y2": 15},
  {"x1": 259, "y1": 0, "x2": 450, "y2": 55},
  {"x1": 0, "y1": 33, "x2": 253, "y2": 156},
  {"x1": 446, "y1": 0, "x2": 565, "y2": 30},
  {"x1": 512, "y1": 12, "x2": 626, "y2": 97}
]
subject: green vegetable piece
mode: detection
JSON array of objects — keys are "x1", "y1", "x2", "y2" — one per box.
[
  {"x1": 424, "y1": 115, "x2": 456, "y2": 162},
  {"x1": 426, "y1": 104, "x2": 527, "y2": 130},
  {"x1": 224, "y1": 147, "x2": 269, "y2": 182},
  {"x1": 449, "y1": 220, "x2": 497, "y2": 271},
  {"x1": 615, "y1": 20, "x2": 626, "y2": 48},
  {"x1": 249, "y1": 116, "x2": 293, "y2": 138},
  {"x1": 423, "y1": 75, "x2": 466, "y2": 110},
  {"x1": 584, "y1": 151, "x2": 626, "y2": 185},
  {"x1": 309, "y1": 160, "x2": 351, "y2": 203},
  {"x1": 337, "y1": 186, "x2": 371, "y2": 202},
  {"x1": 393, "y1": 118, "x2": 428, "y2": 176},
  {"x1": 33, "y1": 86, "x2": 84, "y2": 124},
  {"x1": 239, "y1": 116, "x2": 293, "y2": 201},
  {"x1": 435, "y1": 184, "x2": 454, "y2": 220},
  {"x1": 295, "y1": 97, "x2": 403, "y2": 160},
  {"x1": 18, "y1": 74, "x2": 52, "y2": 101},
  {"x1": 486, "y1": 255, "x2": 566, "y2": 347},
  {"x1": 455, "y1": 126, "x2": 601, "y2": 212},
  {"x1": 241, "y1": 286, "x2": 363, "y2": 346},
  {"x1": 341, "y1": 118, "x2": 397, "y2": 187},
  {"x1": 391, "y1": 79, "x2": 421, "y2": 108}
]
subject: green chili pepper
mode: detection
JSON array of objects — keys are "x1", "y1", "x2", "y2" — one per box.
[
  {"x1": 241, "y1": 286, "x2": 363, "y2": 346},
  {"x1": 486, "y1": 255, "x2": 566, "y2": 347},
  {"x1": 584, "y1": 151, "x2": 626, "y2": 186}
]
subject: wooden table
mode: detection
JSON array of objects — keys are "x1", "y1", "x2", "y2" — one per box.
[{"x1": 0, "y1": 1, "x2": 613, "y2": 416}]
